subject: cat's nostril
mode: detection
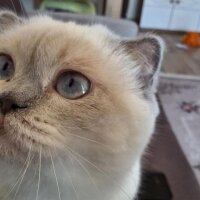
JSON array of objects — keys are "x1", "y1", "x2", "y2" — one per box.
[
  {"x1": 2, "y1": 63, "x2": 8, "y2": 71},
  {"x1": 34, "y1": 117, "x2": 40, "y2": 122},
  {"x1": 11, "y1": 104, "x2": 21, "y2": 110},
  {"x1": 0, "y1": 98, "x2": 27, "y2": 114},
  {"x1": 11, "y1": 104, "x2": 27, "y2": 110}
]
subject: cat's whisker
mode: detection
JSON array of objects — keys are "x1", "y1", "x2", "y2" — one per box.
[
  {"x1": 67, "y1": 149, "x2": 99, "y2": 193},
  {"x1": 49, "y1": 150, "x2": 62, "y2": 200},
  {"x1": 64, "y1": 132, "x2": 112, "y2": 151},
  {"x1": 13, "y1": 149, "x2": 33, "y2": 200},
  {"x1": 64, "y1": 145, "x2": 132, "y2": 200},
  {"x1": 35, "y1": 147, "x2": 42, "y2": 200},
  {"x1": 9, "y1": 0, "x2": 17, "y2": 14},
  {"x1": 57, "y1": 154, "x2": 79, "y2": 200},
  {"x1": 2, "y1": 143, "x2": 32, "y2": 200}
]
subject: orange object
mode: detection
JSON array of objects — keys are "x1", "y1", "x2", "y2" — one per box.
[{"x1": 181, "y1": 32, "x2": 200, "y2": 48}]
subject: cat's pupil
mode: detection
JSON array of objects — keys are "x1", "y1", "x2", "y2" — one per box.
[
  {"x1": 2, "y1": 63, "x2": 9, "y2": 71},
  {"x1": 68, "y1": 78, "x2": 74, "y2": 88},
  {"x1": 0, "y1": 55, "x2": 14, "y2": 80}
]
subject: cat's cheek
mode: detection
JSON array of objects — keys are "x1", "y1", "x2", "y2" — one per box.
[{"x1": 2, "y1": 113, "x2": 62, "y2": 154}]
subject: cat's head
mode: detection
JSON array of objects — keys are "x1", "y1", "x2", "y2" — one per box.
[{"x1": 0, "y1": 10, "x2": 164, "y2": 166}]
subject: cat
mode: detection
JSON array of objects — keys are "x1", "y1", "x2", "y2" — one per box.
[{"x1": 0, "y1": 10, "x2": 164, "y2": 200}]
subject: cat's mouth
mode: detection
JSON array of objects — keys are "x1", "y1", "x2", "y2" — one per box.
[{"x1": 3, "y1": 112, "x2": 64, "y2": 153}]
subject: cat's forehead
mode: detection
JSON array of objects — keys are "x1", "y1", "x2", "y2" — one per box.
[
  {"x1": 1, "y1": 17, "x2": 112, "y2": 63},
  {"x1": 0, "y1": 16, "x2": 124, "y2": 89}
]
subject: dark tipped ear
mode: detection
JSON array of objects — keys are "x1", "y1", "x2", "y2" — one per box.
[
  {"x1": 122, "y1": 35, "x2": 165, "y2": 91},
  {"x1": 0, "y1": 10, "x2": 22, "y2": 32}
]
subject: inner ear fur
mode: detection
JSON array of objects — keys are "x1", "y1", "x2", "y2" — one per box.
[{"x1": 121, "y1": 35, "x2": 165, "y2": 90}]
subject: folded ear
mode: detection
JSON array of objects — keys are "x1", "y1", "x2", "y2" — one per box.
[
  {"x1": 121, "y1": 35, "x2": 165, "y2": 92},
  {"x1": 0, "y1": 10, "x2": 22, "y2": 32}
]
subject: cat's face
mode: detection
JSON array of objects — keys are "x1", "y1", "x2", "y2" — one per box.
[{"x1": 0, "y1": 10, "x2": 164, "y2": 196}]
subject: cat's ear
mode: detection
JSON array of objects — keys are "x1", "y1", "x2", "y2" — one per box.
[
  {"x1": 121, "y1": 35, "x2": 165, "y2": 92},
  {"x1": 0, "y1": 10, "x2": 22, "y2": 31}
]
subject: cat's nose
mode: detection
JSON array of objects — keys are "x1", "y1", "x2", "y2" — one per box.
[{"x1": 0, "y1": 98, "x2": 27, "y2": 114}]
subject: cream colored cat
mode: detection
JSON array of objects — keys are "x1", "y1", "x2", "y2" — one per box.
[{"x1": 0, "y1": 10, "x2": 164, "y2": 200}]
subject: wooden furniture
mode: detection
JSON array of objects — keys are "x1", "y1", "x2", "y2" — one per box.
[
  {"x1": 140, "y1": 0, "x2": 200, "y2": 32},
  {"x1": 105, "y1": 0, "x2": 123, "y2": 18},
  {"x1": 94, "y1": 0, "x2": 105, "y2": 15}
]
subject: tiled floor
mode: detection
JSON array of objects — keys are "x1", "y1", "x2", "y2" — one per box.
[{"x1": 158, "y1": 32, "x2": 200, "y2": 76}]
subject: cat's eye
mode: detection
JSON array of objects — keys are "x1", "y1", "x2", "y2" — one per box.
[
  {"x1": 56, "y1": 71, "x2": 91, "y2": 99},
  {"x1": 0, "y1": 54, "x2": 14, "y2": 81}
]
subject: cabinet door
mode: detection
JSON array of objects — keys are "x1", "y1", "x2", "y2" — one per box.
[
  {"x1": 175, "y1": 0, "x2": 200, "y2": 10},
  {"x1": 170, "y1": 9, "x2": 200, "y2": 31},
  {"x1": 144, "y1": 0, "x2": 173, "y2": 7},
  {"x1": 198, "y1": 17, "x2": 200, "y2": 32},
  {"x1": 140, "y1": 0, "x2": 174, "y2": 29},
  {"x1": 140, "y1": 6, "x2": 173, "y2": 29}
]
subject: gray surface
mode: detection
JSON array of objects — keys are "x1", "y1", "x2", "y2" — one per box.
[
  {"x1": 143, "y1": 106, "x2": 200, "y2": 200},
  {"x1": 29, "y1": 11, "x2": 138, "y2": 38},
  {"x1": 159, "y1": 75, "x2": 200, "y2": 185}
]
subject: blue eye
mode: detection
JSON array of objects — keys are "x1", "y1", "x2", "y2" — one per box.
[
  {"x1": 0, "y1": 54, "x2": 14, "y2": 81},
  {"x1": 56, "y1": 71, "x2": 91, "y2": 99}
]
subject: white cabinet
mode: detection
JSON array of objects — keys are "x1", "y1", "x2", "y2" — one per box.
[
  {"x1": 144, "y1": 0, "x2": 173, "y2": 7},
  {"x1": 140, "y1": 0, "x2": 200, "y2": 32},
  {"x1": 140, "y1": 6, "x2": 173, "y2": 29},
  {"x1": 175, "y1": 0, "x2": 200, "y2": 10},
  {"x1": 198, "y1": 17, "x2": 200, "y2": 32},
  {"x1": 170, "y1": 9, "x2": 200, "y2": 31}
]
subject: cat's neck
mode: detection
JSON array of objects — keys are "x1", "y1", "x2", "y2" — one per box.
[{"x1": 0, "y1": 158, "x2": 140, "y2": 200}]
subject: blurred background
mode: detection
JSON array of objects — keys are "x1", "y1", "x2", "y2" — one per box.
[{"x1": 20, "y1": 0, "x2": 200, "y2": 75}]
